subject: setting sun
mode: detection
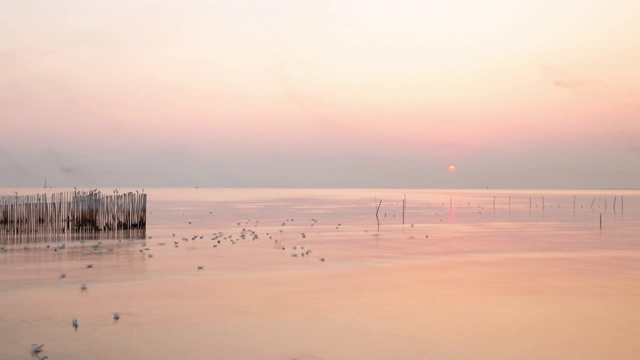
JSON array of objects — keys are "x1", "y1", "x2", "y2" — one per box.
[{"x1": 448, "y1": 165, "x2": 456, "y2": 173}]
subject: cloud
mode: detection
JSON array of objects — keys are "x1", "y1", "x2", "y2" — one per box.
[
  {"x1": 552, "y1": 79, "x2": 596, "y2": 89},
  {"x1": 539, "y1": 64, "x2": 640, "y2": 110},
  {"x1": 540, "y1": 64, "x2": 600, "y2": 90}
]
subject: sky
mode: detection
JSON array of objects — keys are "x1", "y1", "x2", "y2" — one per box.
[{"x1": 1, "y1": 0, "x2": 639, "y2": 189}]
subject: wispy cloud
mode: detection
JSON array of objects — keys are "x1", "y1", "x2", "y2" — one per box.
[
  {"x1": 540, "y1": 64, "x2": 639, "y2": 110},
  {"x1": 552, "y1": 79, "x2": 596, "y2": 89},
  {"x1": 541, "y1": 64, "x2": 601, "y2": 91}
]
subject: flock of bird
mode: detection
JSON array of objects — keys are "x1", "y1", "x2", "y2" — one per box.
[
  {"x1": 5, "y1": 212, "x2": 337, "y2": 358},
  {"x1": 167, "y1": 216, "x2": 330, "y2": 264}
]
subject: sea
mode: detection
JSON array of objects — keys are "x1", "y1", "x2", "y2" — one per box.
[{"x1": 1, "y1": 188, "x2": 639, "y2": 360}]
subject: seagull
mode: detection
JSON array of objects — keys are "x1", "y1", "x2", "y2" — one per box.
[
  {"x1": 86, "y1": 264, "x2": 93, "y2": 268},
  {"x1": 31, "y1": 344, "x2": 44, "y2": 353},
  {"x1": 72, "y1": 318, "x2": 78, "y2": 330},
  {"x1": 113, "y1": 312, "x2": 120, "y2": 321},
  {"x1": 80, "y1": 283, "x2": 88, "y2": 292},
  {"x1": 197, "y1": 265, "x2": 204, "y2": 271},
  {"x1": 59, "y1": 273, "x2": 67, "y2": 279}
]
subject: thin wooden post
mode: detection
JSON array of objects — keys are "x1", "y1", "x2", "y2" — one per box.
[
  {"x1": 376, "y1": 200, "x2": 382, "y2": 231},
  {"x1": 402, "y1": 195, "x2": 406, "y2": 225},
  {"x1": 600, "y1": 213, "x2": 602, "y2": 229}
]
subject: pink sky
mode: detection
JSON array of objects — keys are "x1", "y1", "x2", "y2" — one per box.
[{"x1": 1, "y1": 0, "x2": 639, "y2": 188}]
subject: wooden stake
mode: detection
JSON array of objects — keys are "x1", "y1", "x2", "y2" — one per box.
[
  {"x1": 376, "y1": 200, "x2": 382, "y2": 231},
  {"x1": 403, "y1": 195, "x2": 406, "y2": 225}
]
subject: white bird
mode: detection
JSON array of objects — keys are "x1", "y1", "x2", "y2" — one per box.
[
  {"x1": 72, "y1": 318, "x2": 78, "y2": 330},
  {"x1": 31, "y1": 344, "x2": 44, "y2": 353},
  {"x1": 113, "y1": 312, "x2": 120, "y2": 321}
]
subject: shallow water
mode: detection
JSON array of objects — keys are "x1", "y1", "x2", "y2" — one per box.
[{"x1": 1, "y1": 188, "x2": 639, "y2": 359}]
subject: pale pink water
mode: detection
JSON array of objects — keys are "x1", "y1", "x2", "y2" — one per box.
[{"x1": 1, "y1": 188, "x2": 639, "y2": 359}]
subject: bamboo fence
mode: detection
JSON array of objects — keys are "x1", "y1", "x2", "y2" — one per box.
[{"x1": 0, "y1": 190, "x2": 146, "y2": 244}]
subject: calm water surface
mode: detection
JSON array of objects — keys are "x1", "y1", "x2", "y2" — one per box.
[{"x1": 1, "y1": 188, "x2": 639, "y2": 360}]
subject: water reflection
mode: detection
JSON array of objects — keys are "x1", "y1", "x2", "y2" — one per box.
[
  {"x1": 0, "y1": 229, "x2": 146, "y2": 246},
  {"x1": 448, "y1": 203, "x2": 456, "y2": 224},
  {"x1": 0, "y1": 188, "x2": 639, "y2": 360}
]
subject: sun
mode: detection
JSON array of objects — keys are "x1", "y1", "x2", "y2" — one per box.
[{"x1": 448, "y1": 165, "x2": 456, "y2": 173}]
